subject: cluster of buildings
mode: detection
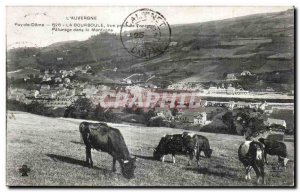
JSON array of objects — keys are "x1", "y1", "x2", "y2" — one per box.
[
  {"x1": 168, "y1": 83, "x2": 249, "y2": 95},
  {"x1": 206, "y1": 100, "x2": 276, "y2": 113},
  {"x1": 22, "y1": 65, "x2": 93, "y2": 84},
  {"x1": 152, "y1": 101, "x2": 288, "y2": 127},
  {"x1": 167, "y1": 82, "x2": 203, "y2": 91},
  {"x1": 8, "y1": 67, "x2": 291, "y2": 130},
  {"x1": 155, "y1": 108, "x2": 210, "y2": 126},
  {"x1": 8, "y1": 86, "x2": 75, "y2": 107},
  {"x1": 8, "y1": 76, "x2": 112, "y2": 108},
  {"x1": 225, "y1": 70, "x2": 252, "y2": 81},
  {"x1": 265, "y1": 118, "x2": 286, "y2": 128},
  {"x1": 206, "y1": 86, "x2": 249, "y2": 95},
  {"x1": 8, "y1": 64, "x2": 112, "y2": 108}
]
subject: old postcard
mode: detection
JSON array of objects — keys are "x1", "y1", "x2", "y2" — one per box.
[{"x1": 6, "y1": 6, "x2": 295, "y2": 187}]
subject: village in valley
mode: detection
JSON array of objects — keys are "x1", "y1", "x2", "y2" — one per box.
[
  {"x1": 7, "y1": 62, "x2": 293, "y2": 134},
  {"x1": 6, "y1": 8, "x2": 295, "y2": 142}
]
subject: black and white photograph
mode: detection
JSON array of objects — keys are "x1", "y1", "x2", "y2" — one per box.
[{"x1": 5, "y1": 6, "x2": 295, "y2": 187}]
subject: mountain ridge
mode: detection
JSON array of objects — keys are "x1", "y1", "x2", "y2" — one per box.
[{"x1": 7, "y1": 9, "x2": 294, "y2": 88}]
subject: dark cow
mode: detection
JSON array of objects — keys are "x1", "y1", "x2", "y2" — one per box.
[
  {"x1": 79, "y1": 122, "x2": 136, "y2": 179},
  {"x1": 153, "y1": 132, "x2": 212, "y2": 166},
  {"x1": 153, "y1": 134, "x2": 191, "y2": 164},
  {"x1": 192, "y1": 134, "x2": 213, "y2": 166},
  {"x1": 258, "y1": 138, "x2": 289, "y2": 167},
  {"x1": 238, "y1": 140, "x2": 265, "y2": 184}
]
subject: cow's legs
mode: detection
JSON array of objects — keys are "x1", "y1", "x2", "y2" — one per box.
[
  {"x1": 264, "y1": 153, "x2": 268, "y2": 164},
  {"x1": 252, "y1": 164, "x2": 263, "y2": 184},
  {"x1": 244, "y1": 167, "x2": 248, "y2": 180},
  {"x1": 260, "y1": 164, "x2": 265, "y2": 184},
  {"x1": 245, "y1": 166, "x2": 250, "y2": 180},
  {"x1": 85, "y1": 147, "x2": 89, "y2": 164},
  {"x1": 161, "y1": 155, "x2": 165, "y2": 162},
  {"x1": 172, "y1": 154, "x2": 176, "y2": 164},
  {"x1": 246, "y1": 166, "x2": 252, "y2": 180},
  {"x1": 188, "y1": 151, "x2": 194, "y2": 166},
  {"x1": 112, "y1": 158, "x2": 117, "y2": 172},
  {"x1": 196, "y1": 149, "x2": 201, "y2": 167},
  {"x1": 277, "y1": 156, "x2": 282, "y2": 168},
  {"x1": 86, "y1": 147, "x2": 93, "y2": 168}
]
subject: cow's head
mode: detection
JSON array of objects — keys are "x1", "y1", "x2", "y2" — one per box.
[
  {"x1": 204, "y1": 149, "x2": 213, "y2": 158},
  {"x1": 278, "y1": 157, "x2": 290, "y2": 168},
  {"x1": 258, "y1": 138, "x2": 265, "y2": 145},
  {"x1": 120, "y1": 157, "x2": 136, "y2": 179},
  {"x1": 153, "y1": 148, "x2": 163, "y2": 160},
  {"x1": 153, "y1": 136, "x2": 169, "y2": 160}
]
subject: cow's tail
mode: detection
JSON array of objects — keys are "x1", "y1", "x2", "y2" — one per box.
[
  {"x1": 256, "y1": 147, "x2": 263, "y2": 161},
  {"x1": 248, "y1": 142, "x2": 264, "y2": 164},
  {"x1": 254, "y1": 144, "x2": 265, "y2": 184}
]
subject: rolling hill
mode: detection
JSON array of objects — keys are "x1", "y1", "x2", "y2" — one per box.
[
  {"x1": 7, "y1": 9, "x2": 294, "y2": 86},
  {"x1": 6, "y1": 111, "x2": 294, "y2": 186}
]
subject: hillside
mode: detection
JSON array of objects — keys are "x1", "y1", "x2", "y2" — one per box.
[
  {"x1": 6, "y1": 111, "x2": 294, "y2": 186},
  {"x1": 7, "y1": 9, "x2": 294, "y2": 85}
]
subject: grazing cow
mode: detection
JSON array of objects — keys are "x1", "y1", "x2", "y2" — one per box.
[
  {"x1": 258, "y1": 138, "x2": 289, "y2": 168},
  {"x1": 238, "y1": 140, "x2": 265, "y2": 184},
  {"x1": 192, "y1": 134, "x2": 213, "y2": 166},
  {"x1": 153, "y1": 134, "x2": 190, "y2": 164},
  {"x1": 79, "y1": 122, "x2": 136, "y2": 179},
  {"x1": 153, "y1": 132, "x2": 212, "y2": 166}
]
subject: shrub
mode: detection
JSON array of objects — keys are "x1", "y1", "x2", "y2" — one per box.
[
  {"x1": 7, "y1": 100, "x2": 66, "y2": 118},
  {"x1": 94, "y1": 104, "x2": 119, "y2": 122},
  {"x1": 200, "y1": 119, "x2": 228, "y2": 134},
  {"x1": 7, "y1": 99, "x2": 27, "y2": 111},
  {"x1": 222, "y1": 112, "x2": 237, "y2": 134},
  {"x1": 148, "y1": 116, "x2": 166, "y2": 127},
  {"x1": 143, "y1": 109, "x2": 156, "y2": 126},
  {"x1": 64, "y1": 98, "x2": 94, "y2": 119},
  {"x1": 26, "y1": 101, "x2": 50, "y2": 116}
]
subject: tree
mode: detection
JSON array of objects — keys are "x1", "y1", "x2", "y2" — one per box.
[
  {"x1": 134, "y1": 107, "x2": 144, "y2": 115},
  {"x1": 149, "y1": 116, "x2": 164, "y2": 127},
  {"x1": 170, "y1": 108, "x2": 178, "y2": 116},
  {"x1": 223, "y1": 72, "x2": 228, "y2": 79},
  {"x1": 64, "y1": 105, "x2": 76, "y2": 118},
  {"x1": 26, "y1": 101, "x2": 49, "y2": 116},
  {"x1": 94, "y1": 104, "x2": 117, "y2": 122},
  {"x1": 143, "y1": 109, "x2": 156, "y2": 126},
  {"x1": 222, "y1": 112, "x2": 237, "y2": 134},
  {"x1": 66, "y1": 98, "x2": 94, "y2": 119},
  {"x1": 236, "y1": 110, "x2": 266, "y2": 139}
]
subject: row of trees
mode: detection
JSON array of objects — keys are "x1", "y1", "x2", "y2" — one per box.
[
  {"x1": 7, "y1": 98, "x2": 119, "y2": 122},
  {"x1": 64, "y1": 98, "x2": 118, "y2": 122},
  {"x1": 7, "y1": 100, "x2": 65, "y2": 117},
  {"x1": 200, "y1": 108, "x2": 287, "y2": 137}
]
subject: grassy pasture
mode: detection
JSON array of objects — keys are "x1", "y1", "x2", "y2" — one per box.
[{"x1": 6, "y1": 111, "x2": 294, "y2": 186}]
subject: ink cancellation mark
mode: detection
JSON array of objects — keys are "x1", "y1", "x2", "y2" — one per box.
[{"x1": 120, "y1": 8, "x2": 171, "y2": 59}]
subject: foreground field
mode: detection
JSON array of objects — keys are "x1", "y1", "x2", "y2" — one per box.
[{"x1": 6, "y1": 111, "x2": 294, "y2": 186}]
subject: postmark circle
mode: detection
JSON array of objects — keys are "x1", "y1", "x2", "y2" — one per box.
[{"x1": 120, "y1": 8, "x2": 171, "y2": 59}]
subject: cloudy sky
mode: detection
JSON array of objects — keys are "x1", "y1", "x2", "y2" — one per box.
[{"x1": 6, "y1": 6, "x2": 291, "y2": 48}]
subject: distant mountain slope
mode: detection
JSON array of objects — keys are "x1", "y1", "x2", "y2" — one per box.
[{"x1": 7, "y1": 9, "x2": 294, "y2": 84}]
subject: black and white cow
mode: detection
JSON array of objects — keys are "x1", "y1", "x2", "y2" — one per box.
[
  {"x1": 238, "y1": 140, "x2": 265, "y2": 184},
  {"x1": 79, "y1": 122, "x2": 136, "y2": 179},
  {"x1": 153, "y1": 132, "x2": 212, "y2": 166},
  {"x1": 153, "y1": 134, "x2": 191, "y2": 163}
]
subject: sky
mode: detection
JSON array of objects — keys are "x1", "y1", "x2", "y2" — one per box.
[{"x1": 6, "y1": 6, "x2": 291, "y2": 48}]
